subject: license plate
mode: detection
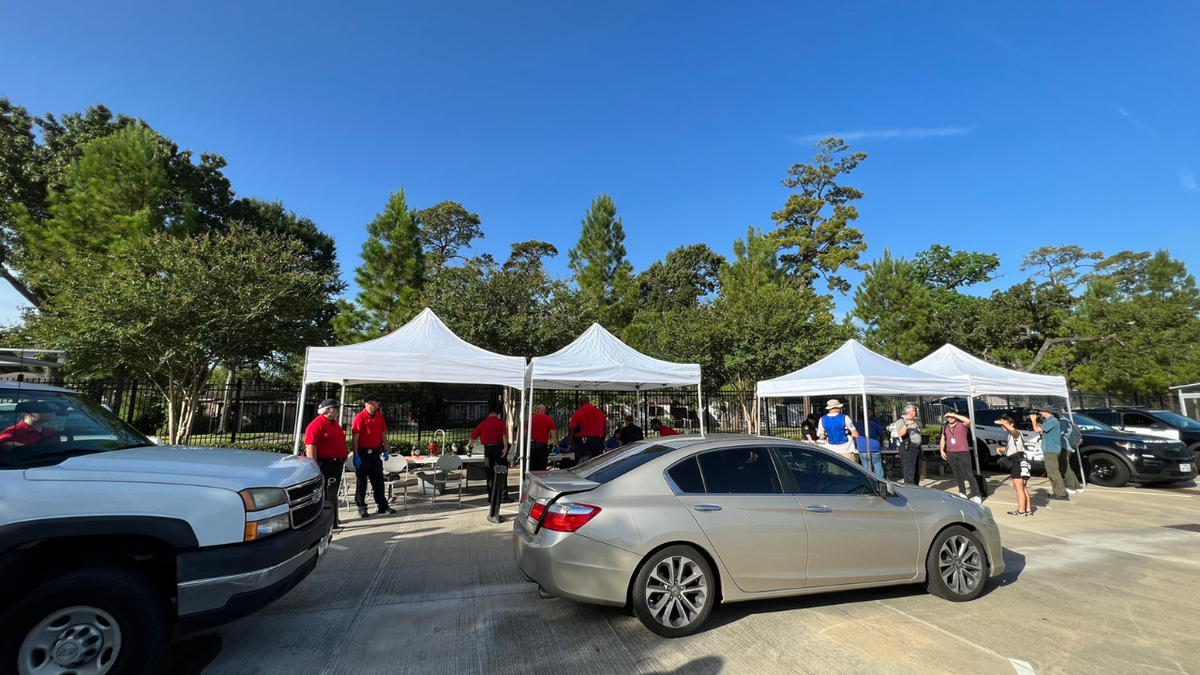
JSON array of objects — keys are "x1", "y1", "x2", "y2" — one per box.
[
  {"x1": 519, "y1": 498, "x2": 533, "y2": 521},
  {"x1": 1181, "y1": 463, "x2": 1193, "y2": 473},
  {"x1": 317, "y1": 533, "x2": 331, "y2": 559}
]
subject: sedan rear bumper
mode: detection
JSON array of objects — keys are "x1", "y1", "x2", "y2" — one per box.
[{"x1": 513, "y1": 523, "x2": 641, "y2": 607}]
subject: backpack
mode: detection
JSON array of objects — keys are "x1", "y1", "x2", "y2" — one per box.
[
  {"x1": 824, "y1": 413, "x2": 849, "y2": 445},
  {"x1": 1061, "y1": 414, "x2": 1082, "y2": 451}
]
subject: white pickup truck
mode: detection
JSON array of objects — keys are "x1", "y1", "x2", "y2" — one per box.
[{"x1": 0, "y1": 381, "x2": 334, "y2": 675}]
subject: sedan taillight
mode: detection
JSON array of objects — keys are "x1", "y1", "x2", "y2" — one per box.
[{"x1": 540, "y1": 502, "x2": 601, "y2": 532}]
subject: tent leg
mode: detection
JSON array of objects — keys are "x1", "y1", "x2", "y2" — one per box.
[
  {"x1": 339, "y1": 382, "x2": 347, "y2": 429},
  {"x1": 517, "y1": 386, "x2": 527, "y2": 501},
  {"x1": 968, "y1": 394, "x2": 982, "y2": 483},
  {"x1": 696, "y1": 383, "x2": 706, "y2": 437},
  {"x1": 1066, "y1": 395, "x2": 1086, "y2": 489},
  {"x1": 292, "y1": 381, "x2": 309, "y2": 455},
  {"x1": 862, "y1": 390, "x2": 870, "y2": 460}
]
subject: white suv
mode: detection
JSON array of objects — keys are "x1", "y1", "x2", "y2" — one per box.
[{"x1": 0, "y1": 381, "x2": 334, "y2": 675}]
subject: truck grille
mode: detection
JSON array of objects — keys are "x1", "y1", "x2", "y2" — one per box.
[{"x1": 287, "y1": 477, "x2": 325, "y2": 529}]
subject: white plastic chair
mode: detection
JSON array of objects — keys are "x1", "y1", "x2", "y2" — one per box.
[
  {"x1": 431, "y1": 454, "x2": 464, "y2": 509},
  {"x1": 382, "y1": 454, "x2": 414, "y2": 509}
]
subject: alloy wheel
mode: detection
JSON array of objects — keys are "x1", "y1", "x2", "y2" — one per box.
[
  {"x1": 1090, "y1": 457, "x2": 1117, "y2": 482},
  {"x1": 938, "y1": 535, "x2": 983, "y2": 596},
  {"x1": 18, "y1": 606, "x2": 121, "y2": 675},
  {"x1": 645, "y1": 555, "x2": 709, "y2": 628}
]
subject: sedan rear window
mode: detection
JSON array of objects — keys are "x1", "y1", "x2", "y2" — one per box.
[
  {"x1": 666, "y1": 457, "x2": 705, "y2": 493},
  {"x1": 572, "y1": 443, "x2": 673, "y2": 485}
]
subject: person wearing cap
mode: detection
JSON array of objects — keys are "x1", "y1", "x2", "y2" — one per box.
[
  {"x1": 569, "y1": 396, "x2": 608, "y2": 462},
  {"x1": 1032, "y1": 405, "x2": 1079, "y2": 501},
  {"x1": 939, "y1": 409, "x2": 981, "y2": 503},
  {"x1": 800, "y1": 413, "x2": 819, "y2": 442},
  {"x1": 304, "y1": 399, "x2": 348, "y2": 526},
  {"x1": 527, "y1": 404, "x2": 557, "y2": 471},
  {"x1": 650, "y1": 418, "x2": 678, "y2": 437},
  {"x1": 0, "y1": 401, "x2": 61, "y2": 449},
  {"x1": 618, "y1": 415, "x2": 644, "y2": 446},
  {"x1": 890, "y1": 404, "x2": 924, "y2": 485},
  {"x1": 351, "y1": 394, "x2": 396, "y2": 519},
  {"x1": 817, "y1": 399, "x2": 859, "y2": 464},
  {"x1": 469, "y1": 407, "x2": 511, "y2": 503}
]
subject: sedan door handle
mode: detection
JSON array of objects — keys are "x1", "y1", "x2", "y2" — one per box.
[
  {"x1": 692, "y1": 504, "x2": 722, "y2": 512},
  {"x1": 804, "y1": 505, "x2": 833, "y2": 513}
]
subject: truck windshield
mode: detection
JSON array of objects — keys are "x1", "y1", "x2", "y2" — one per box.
[
  {"x1": 1150, "y1": 411, "x2": 1200, "y2": 430},
  {"x1": 0, "y1": 390, "x2": 153, "y2": 469}
]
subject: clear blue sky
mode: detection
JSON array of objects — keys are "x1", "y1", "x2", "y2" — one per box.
[{"x1": 3, "y1": 1, "x2": 1198, "y2": 325}]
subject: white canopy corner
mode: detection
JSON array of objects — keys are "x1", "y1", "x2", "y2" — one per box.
[
  {"x1": 755, "y1": 339, "x2": 971, "y2": 398},
  {"x1": 911, "y1": 344, "x2": 1070, "y2": 399},
  {"x1": 527, "y1": 323, "x2": 701, "y2": 391}
]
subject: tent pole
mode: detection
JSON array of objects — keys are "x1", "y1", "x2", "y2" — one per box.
[
  {"x1": 862, "y1": 388, "x2": 870, "y2": 461},
  {"x1": 1066, "y1": 393, "x2": 1086, "y2": 489},
  {"x1": 292, "y1": 381, "x2": 309, "y2": 455},
  {"x1": 517, "y1": 385, "x2": 528, "y2": 501},
  {"x1": 968, "y1": 388, "x2": 981, "y2": 475},
  {"x1": 696, "y1": 383, "x2": 706, "y2": 437},
  {"x1": 339, "y1": 382, "x2": 347, "y2": 430}
]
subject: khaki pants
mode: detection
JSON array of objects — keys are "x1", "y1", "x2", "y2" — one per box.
[{"x1": 1045, "y1": 451, "x2": 1080, "y2": 497}]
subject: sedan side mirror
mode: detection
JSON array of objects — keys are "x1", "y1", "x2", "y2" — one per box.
[{"x1": 878, "y1": 480, "x2": 897, "y2": 498}]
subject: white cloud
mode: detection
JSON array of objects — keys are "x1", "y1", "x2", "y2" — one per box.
[
  {"x1": 1181, "y1": 167, "x2": 1198, "y2": 193},
  {"x1": 1114, "y1": 104, "x2": 1158, "y2": 137},
  {"x1": 793, "y1": 126, "x2": 973, "y2": 144}
]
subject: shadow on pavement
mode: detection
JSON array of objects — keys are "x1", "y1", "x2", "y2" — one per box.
[{"x1": 643, "y1": 656, "x2": 726, "y2": 674}]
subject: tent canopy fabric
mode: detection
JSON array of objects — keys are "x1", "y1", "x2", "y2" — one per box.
[
  {"x1": 756, "y1": 339, "x2": 971, "y2": 398},
  {"x1": 301, "y1": 308, "x2": 526, "y2": 389},
  {"x1": 911, "y1": 344, "x2": 1069, "y2": 399},
  {"x1": 527, "y1": 323, "x2": 701, "y2": 391}
]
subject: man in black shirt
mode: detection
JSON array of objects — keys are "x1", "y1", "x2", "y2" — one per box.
[
  {"x1": 800, "y1": 413, "x2": 819, "y2": 441},
  {"x1": 618, "y1": 415, "x2": 644, "y2": 446}
]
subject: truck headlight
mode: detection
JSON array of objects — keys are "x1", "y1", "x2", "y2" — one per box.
[
  {"x1": 239, "y1": 488, "x2": 288, "y2": 511},
  {"x1": 245, "y1": 513, "x2": 291, "y2": 541},
  {"x1": 1115, "y1": 441, "x2": 1145, "y2": 451}
]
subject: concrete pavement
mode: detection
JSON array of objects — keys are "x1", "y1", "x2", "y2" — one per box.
[{"x1": 162, "y1": 474, "x2": 1200, "y2": 675}]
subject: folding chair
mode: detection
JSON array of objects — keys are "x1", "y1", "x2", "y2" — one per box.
[
  {"x1": 430, "y1": 454, "x2": 464, "y2": 509},
  {"x1": 383, "y1": 454, "x2": 414, "y2": 509}
]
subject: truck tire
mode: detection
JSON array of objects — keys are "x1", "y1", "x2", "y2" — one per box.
[
  {"x1": 1083, "y1": 451, "x2": 1131, "y2": 488},
  {"x1": 0, "y1": 567, "x2": 170, "y2": 675}
]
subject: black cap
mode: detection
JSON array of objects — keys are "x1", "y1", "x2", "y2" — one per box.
[
  {"x1": 317, "y1": 398, "x2": 340, "y2": 411},
  {"x1": 364, "y1": 393, "x2": 381, "y2": 403},
  {"x1": 16, "y1": 401, "x2": 54, "y2": 414}
]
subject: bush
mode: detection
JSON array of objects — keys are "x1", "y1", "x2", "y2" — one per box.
[
  {"x1": 922, "y1": 424, "x2": 943, "y2": 445},
  {"x1": 233, "y1": 441, "x2": 294, "y2": 454}
]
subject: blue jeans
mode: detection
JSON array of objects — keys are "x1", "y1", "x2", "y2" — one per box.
[{"x1": 859, "y1": 451, "x2": 884, "y2": 478}]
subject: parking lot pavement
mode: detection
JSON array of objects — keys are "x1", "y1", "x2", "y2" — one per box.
[{"x1": 163, "y1": 475, "x2": 1200, "y2": 675}]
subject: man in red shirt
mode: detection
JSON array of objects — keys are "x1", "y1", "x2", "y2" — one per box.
[
  {"x1": 351, "y1": 394, "x2": 395, "y2": 519},
  {"x1": 569, "y1": 396, "x2": 608, "y2": 462},
  {"x1": 650, "y1": 418, "x2": 678, "y2": 437},
  {"x1": 527, "y1": 404, "x2": 557, "y2": 471},
  {"x1": 0, "y1": 401, "x2": 61, "y2": 450},
  {"x1": 304, "y1": 398, "x2": 348, "y2": 526},
  {"x1": 469, "y1": 408, "x2": 510, "y2": 505}
]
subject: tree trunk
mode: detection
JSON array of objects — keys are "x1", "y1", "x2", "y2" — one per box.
[
  {"x1": 216, "y1": 368, "x2": 235, "y2": 433},
  {"x1": 0, "y1": 267, "x2": 41, "y2": 310},
  {"x1": 1026, "y1": 334, "x2": 1122, "y2": 372}
]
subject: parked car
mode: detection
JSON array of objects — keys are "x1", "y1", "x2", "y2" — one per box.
[
  {"x1": 0, "y1": 382, "x2": 335, "y2": 675},
  {"x1": 972, "y1": 408, "x2": 1195, "y2": 488},
  {"x1": 513, "y1": 435, "x2": 1004, "y2": 637},
  {"x1": 1078, "y1": 407, "x2": 1200, "y2": 465}
]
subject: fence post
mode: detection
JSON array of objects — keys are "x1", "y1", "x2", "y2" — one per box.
[
  {"x1": 230, "y1": 378, "x2": 243, "y2": 445},
  {"x1": 126, "y1": 381, "x2": 140, "y2": 431}
]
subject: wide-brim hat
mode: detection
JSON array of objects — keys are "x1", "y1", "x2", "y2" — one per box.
[
  {"x1": 825, "y1": 399, "x2": 845, "y2": 410},
  {"x1": 1036, "y1": 404, "x2": 1059, "y2": 415}
]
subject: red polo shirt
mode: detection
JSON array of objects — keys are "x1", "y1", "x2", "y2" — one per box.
[
  {"x1": 570, "y1": 403, "x2": 607, "y2": 438},
  {"x1": 0, "y1": 421, "x2": 61, "y2": 446},
  {"x1": 304, "y1": 415, "x2": 347, "y2": 459},
  {"x1": 529, "y1": 413, "x2": 556, "y2": 444},
  {"x1": 351, "y1": 410, "x2": 388, "y2": 449},
  {"x1": 471, "y1": 416, "x2": 507, "y2": 445},
  {"x1": 657, "y1": 424, "x2": 678, "y2": 437}
]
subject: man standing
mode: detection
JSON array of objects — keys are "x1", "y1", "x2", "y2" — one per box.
[
  {"x1": 304, "y1": 398, "x2": 348, "y2": 527},
  {"x1": 854, "y1": 408, "x2": 885, "y2": 478},
  {"x1": 939, "y1": 410, "x2": 981, "y2": 503},
  {"x1": 618, "y1": 415, "x2": 644, "y2": 445},
  {"x1": 469, "y1": 408, "x2": 510, "y2": 504},
  {"x1": 817, "y1": 399, "x2": 859, "y2": 464},
  {"x1": 1033, "y1": 405, "x2": 1079, "y2": 501},
  {"x1": 650, "y1": 418, "x2": 678, "y2": 437},
  {"x1": 890, "y1": 404, "x2": 924, "y2": 485},
  {"x1": 351, "y1": 394, "x2": 395, "y2": 519},
  {"x1": 800, "y1": 413, "x2": 819, "y2": 442},
  {"x1": 528, "y1": 404, "x2": 556, "y2": 471},
  {"x1": 569, "y1": 396, "x2": 607, "y2": 462}
]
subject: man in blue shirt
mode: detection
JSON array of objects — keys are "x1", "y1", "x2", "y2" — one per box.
[
  {"x1": 1033, "y1": 405, "x2": 1079, "y2": 501},
  {"x1": 854, "y1": 408, "x2": 885, "y2": 478}
]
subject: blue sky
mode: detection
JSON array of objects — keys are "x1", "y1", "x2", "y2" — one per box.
[{"x1": 2, "y1": 1, "x2": 1198, "y2": 324}]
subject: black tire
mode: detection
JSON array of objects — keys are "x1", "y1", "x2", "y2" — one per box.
[
  {"x1": 631, "y1": 545, "x2": 715, "y2": 638},
  {"x1": 1084, "y1": 451, "x2": 1131, "y2": 488},
  {"x1": 1189, "y1": 444, "x2": 1200, "y2": 467},
  {"x1": 975, "y1": 441, "x2": 995, "y2": 470},
  {"x1": 925, "y1": 526, "x2": 987, "y2": 602},
  {"x1": 0, "y1": 567, "x2": 170, "y2": 675}
]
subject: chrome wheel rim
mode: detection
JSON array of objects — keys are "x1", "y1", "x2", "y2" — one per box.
[
  {"x1": 645, "y1": 556, "x2": 708, "y2": 628},
  {"x1": 18, "y1": 606, "x2": 121, "y2": 675},
  {"x1": 938, "y1": 535, "x2": 983, "y2": 596}
]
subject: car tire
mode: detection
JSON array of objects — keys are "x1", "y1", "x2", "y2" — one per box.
[
  {"x1": 631, "y1": 545, "x2": 715, "y2": 638},
  {"x1": 1084, "y1": 451, "x2": 1131, "y2": 488},
  {"x1": 1189, "y1": 443, "x2": 1200, "y2": 467},
  {"x1": 925, "y1": 526, "x2": 987, "y2": 603},
  {"x1": 0, "y1": 567, "x2": 170, "y2": 675}
]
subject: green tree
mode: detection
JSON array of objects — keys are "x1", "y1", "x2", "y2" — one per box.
[
  {"x1": 348, "y1": 188, "x2": 427, "y2": 338},
  {"x1": 912, "y1": 244, "x2": 1000, "y2": 291},
  {"x1": 637, "y1": 243, "x2": 726, "y2": 313},
  {"x1": 568, "y1": 194, "x2": 635, "y2": 329},
  {"x1": 416, "y1": 200, "x2": 483, "y2": 271},
  {"x1": 1020, "y1": 245, "x2": 1104, "y2": 287},
  {"x1": 26, "y1": 227, "x2": 339, "y2": 443},
  {"x1": 768, "y1": 137, "x2": 869, "y2": 293},
  {"x1": 853, "y1": 250, "x2": 935, "y2": 362}
]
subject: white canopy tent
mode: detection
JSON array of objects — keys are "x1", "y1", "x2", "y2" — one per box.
[
  {"x1": 912, "y1": 344, "x2": 1084, "y2": 487},
  {"x1": 292, "y1": 308, "x2": 528, "y2": 453},
  {"x1": 756, "y1": 339, "x2": 980, "y2": 475},
  {"x1": 523, "y1": 323, "x2": 703, "y2": 493}
]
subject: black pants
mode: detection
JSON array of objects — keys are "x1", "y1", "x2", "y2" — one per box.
[
  {"x1": 899, "y1": 440, "x2": 923, "y2": 485},
  {"x1": 354, "y1": 448, "x2": 388, "y2": 513},
  {"x1": 318, "y1": 458, "x2": 345, "y2": 526},
  {"x1": 530, "y1": 441, "x2": 550, "y2": 471},
  {"x1": 485, "y1": 444, "x2": 508, "y2": 498},
  {"x1": 946, "y1": 451, "x2": 979, "y2": 498},
  {"x1": 576, "y1": 436, "x2": 603, "y2": 463}
]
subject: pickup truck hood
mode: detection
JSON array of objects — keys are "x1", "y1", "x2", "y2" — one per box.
[{"x1": 24, "y1": 445, "x2": 320, "y2": 491}]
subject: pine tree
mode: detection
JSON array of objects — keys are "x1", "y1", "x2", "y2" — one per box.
[
  {"x1": 568, "y1": 193, "x2": 635, "y2": 329},
  {"x1": 351, "y1": 188, "x2": 426, "y2": 336},
  {"x1": 853, "y1": 249, "x2": 935, "y2": 362}
]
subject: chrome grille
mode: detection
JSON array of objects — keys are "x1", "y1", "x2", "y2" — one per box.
[{"x1": 288, "y1": 477, "x2": 324, "y2": 529}]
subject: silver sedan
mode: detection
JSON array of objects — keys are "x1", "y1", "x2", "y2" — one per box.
[{"x1": 513, "y1": 434, "x2": 1004, "y2": 637}]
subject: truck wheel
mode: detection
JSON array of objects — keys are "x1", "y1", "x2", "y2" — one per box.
[
  {"x1": 1084, "y1": 452, "x2": 1130, "y2": 488},
  {"x1": 632, "y1": 545, "x2": 715, "y2": 638},
  {"x1": 925, "y1": 526, "x2": 987, "y2": 602},
  {"x1": 1, "y1": 567, "x2": 170, "y2": 675}
]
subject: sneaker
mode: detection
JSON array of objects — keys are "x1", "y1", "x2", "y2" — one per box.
[
  {"x1": 359, "y1": 511, "x2": 370, "y2": 519},
  {"x1": 970, "y1": 496, "x2": 983, "y2": 504},
  {"x1": 1066, "y1": 489, "x2": 1079, "y2": 495},
  {"x1": 1047, "y1": 495, "x2": 1070, "y2": 502},
  {"x1": 958, "y1": 492, "x2": 967, "y2": 499},
  {"x1": 376, "y1": 506, "x2": 397, "y2": 515}
]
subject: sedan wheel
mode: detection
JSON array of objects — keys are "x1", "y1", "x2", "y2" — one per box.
[
  {"x1": 925, "y1": 526, "x2": 987, "y2": 602},
  {"x1": 632, "y1": 545, "x2": 715, "y2": 637}
]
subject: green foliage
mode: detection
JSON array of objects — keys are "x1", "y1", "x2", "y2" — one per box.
[
  {"x1": 416, "y1": 200, "x2": 482, "y2": 270},
  {"x1": 568, "y1": 194, "x2": 635, "y2": 330},
  {"x1": 637, "y1": 243, "x2": 725, "y2": 313},
  {"x1": 1020, "y1": 245, "x2": 1104, "y2": 287},
  {"x1": 768, "y1": 137, "x2": 868, "y2": 293},
  {"x1": 853, "y1": 250, "x2": 934, "y2": 362},
  {"x1": 912, "y1": 244, "x2": 1000, "y2": 291},
  {"x1": 350, "y1": 188, "x2": 426, "y2": 338}
]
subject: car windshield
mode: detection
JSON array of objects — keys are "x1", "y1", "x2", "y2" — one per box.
[
  {"x1": 1150, "y1": 411, "x2": 1200, "y2": 430},
  {"x1": 1070, "y1": 414, "x2": 1113, "y2": 432},
  {"x1": 0, "y1": 389, "x2": 153, "y2": 469}
]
